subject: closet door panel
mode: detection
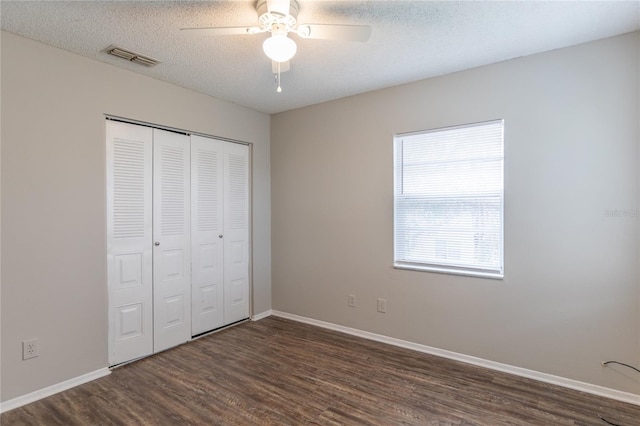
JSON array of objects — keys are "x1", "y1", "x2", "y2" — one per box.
[
  {"x1": 106, "y1": 121, "x2": 153, "y2": 366},
  {"x1": 223, "y1": 143, "x2": 250, "y2": 324},
  {"x1": 153, "y1": 129, "x2": 191, "y2": 352},
  {"x1": 190, "y1": 135, "x2": 225, "y2": 335}
]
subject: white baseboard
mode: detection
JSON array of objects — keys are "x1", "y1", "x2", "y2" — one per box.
[
  {"x1": 271, "y1": 310, "x2": 640, "y2": 407},
  {"x1": 3, "y1": 314, "x2": 637, "y2": 412},
  {"x1": 0, "y1": 368, "x2": 111, "y2": 413},
  {"x1": 251, "y1": 310, "x2": 273, "y2": 321}
]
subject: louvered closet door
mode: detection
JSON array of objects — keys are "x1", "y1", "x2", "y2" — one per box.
[
  {"x1": 190, "y1": 135, "x2": 225, "y2": 334},
  {"x1": 106, "y1": 121, "x2": 153, "y2": 366},
  {"x1": 153, "y1": 129, "x2": 191, "y2": 353},
  {"x1": 223, "y1": 142, "x2": 250, "y2": 324}
]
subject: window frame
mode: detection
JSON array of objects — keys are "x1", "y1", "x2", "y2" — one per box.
[{"x1": 393, "y1": 119, "x2": 504, "y2": 279}]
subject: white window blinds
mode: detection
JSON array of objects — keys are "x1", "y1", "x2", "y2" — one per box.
[{"x1": 394, "y1": 119, "x2": 504, "y2": 278}]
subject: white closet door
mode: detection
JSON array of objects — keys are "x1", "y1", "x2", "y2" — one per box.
[
  {"x1": 190, "y1": 135, "x2": 225, "y2": 335},
  {"x1": 223, "y1": 143, "x2": 250, "y2": 324},
  {"x1": 152, "y1": 129, "x2": 191, "y2": 353},
  {"x1": 106, "y1": 121, "x2": 153, "y2": 366}
]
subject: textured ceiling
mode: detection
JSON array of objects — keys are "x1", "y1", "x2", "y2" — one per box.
[{"x1": 2, "y1": 1, "x2": 639, "y2": 114}]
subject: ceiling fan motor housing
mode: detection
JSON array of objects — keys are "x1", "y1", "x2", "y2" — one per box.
[{"x1": 257, "y1": 0, "x2": 299, "y2": 32}]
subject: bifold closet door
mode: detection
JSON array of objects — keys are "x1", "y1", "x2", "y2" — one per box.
[
  {"x1": 191, "y1": 135, "x2": 225, "y2": 334},
  {"x1": 152, "y1": 129, "x2": 191, "y2": 353},
  {"x1": 222, "y1": 142, "x2": 250, "y2": 325},
  {"x1": 107, "y1": 122, "x2": 191, "y2": 365},
  {"x1": 106, "y1": 121, "x2": 154, "y2": 366},
  {"x1": 191, "y1": 136, "x2": 249, "y2": 335}
]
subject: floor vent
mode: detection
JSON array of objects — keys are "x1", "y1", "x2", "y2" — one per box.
[{"x1": 104, "y1": 45, "x2": 160, "y2": 67}]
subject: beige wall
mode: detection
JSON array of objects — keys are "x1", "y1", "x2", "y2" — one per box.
[
  {"x1": 272, "y1": 32, "x2": 640, "y2": 394},
  {"x1": 0, "y1": 31, "x2": 271, "y2": 401}
]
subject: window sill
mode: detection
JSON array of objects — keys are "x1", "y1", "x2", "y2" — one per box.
[{"x1": 393, "y1": 263, "x2": 504, "y2": 280}]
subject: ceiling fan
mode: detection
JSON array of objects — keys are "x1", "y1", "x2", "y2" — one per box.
[{"x1": 180, "y1": 0, "x2": 372, "y2": 92}]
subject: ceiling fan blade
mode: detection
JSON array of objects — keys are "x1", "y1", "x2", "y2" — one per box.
[
  {"x1": 272, "y1": 60, "x2": 290, "y2": 73},
  {"x1": 180, "y1": 26, "x2": 262, "y2": 36},
  {"x1": 267, "y1": 0, "x2": 290, "y2": 17},
  {"x1": 297, "y1": 24, "x2": 372, "y2": 42}
]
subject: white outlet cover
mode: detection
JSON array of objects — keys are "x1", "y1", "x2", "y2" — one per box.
[{"x1": 22, "y1": 338, "x2": 39, "y2": 360}]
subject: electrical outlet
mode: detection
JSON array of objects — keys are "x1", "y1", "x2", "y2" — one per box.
[
  {"x1": 348, "y1": 294, "x2": 356, "y2": 308},
  {"x1": 23, "y1": 338, "x2": 39, "y2": 360},
  {"x1": 377, "y1": 298, "x2": 387, "y2": 313}
]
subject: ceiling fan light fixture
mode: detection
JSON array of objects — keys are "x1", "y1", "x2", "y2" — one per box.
[{"x1": 263, "y1": 33, "x2": 297, "y2": 63}]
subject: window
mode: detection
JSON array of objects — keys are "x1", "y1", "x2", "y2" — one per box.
[{"x1": 393, "y1": 120, "x2": 504, "y2": 278}]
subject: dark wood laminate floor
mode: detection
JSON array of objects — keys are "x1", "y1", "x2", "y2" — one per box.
[{"x1": 2, "y1": 316, "x2": 639, "y2": 425}]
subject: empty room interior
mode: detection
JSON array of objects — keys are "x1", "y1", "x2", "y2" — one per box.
[{"x1": 1, "y1": 1, "x2": 640, "y2": 424}]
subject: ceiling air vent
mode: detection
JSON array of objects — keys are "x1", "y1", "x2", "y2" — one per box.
[{"x1": 104, "y1": 45, "x2": 160, "y2": 67}]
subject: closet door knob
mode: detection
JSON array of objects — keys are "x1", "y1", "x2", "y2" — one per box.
[
  {"x1": 154, "y1": 242, "x2": 160, "y2": 246},
  {"x1": 218, "y1": 234, "x2": 223, "y2": 239}
]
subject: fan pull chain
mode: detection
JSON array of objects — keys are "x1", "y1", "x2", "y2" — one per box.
[{"x1": 276, "y1": 62, "x2": 282, "y2": 93}]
